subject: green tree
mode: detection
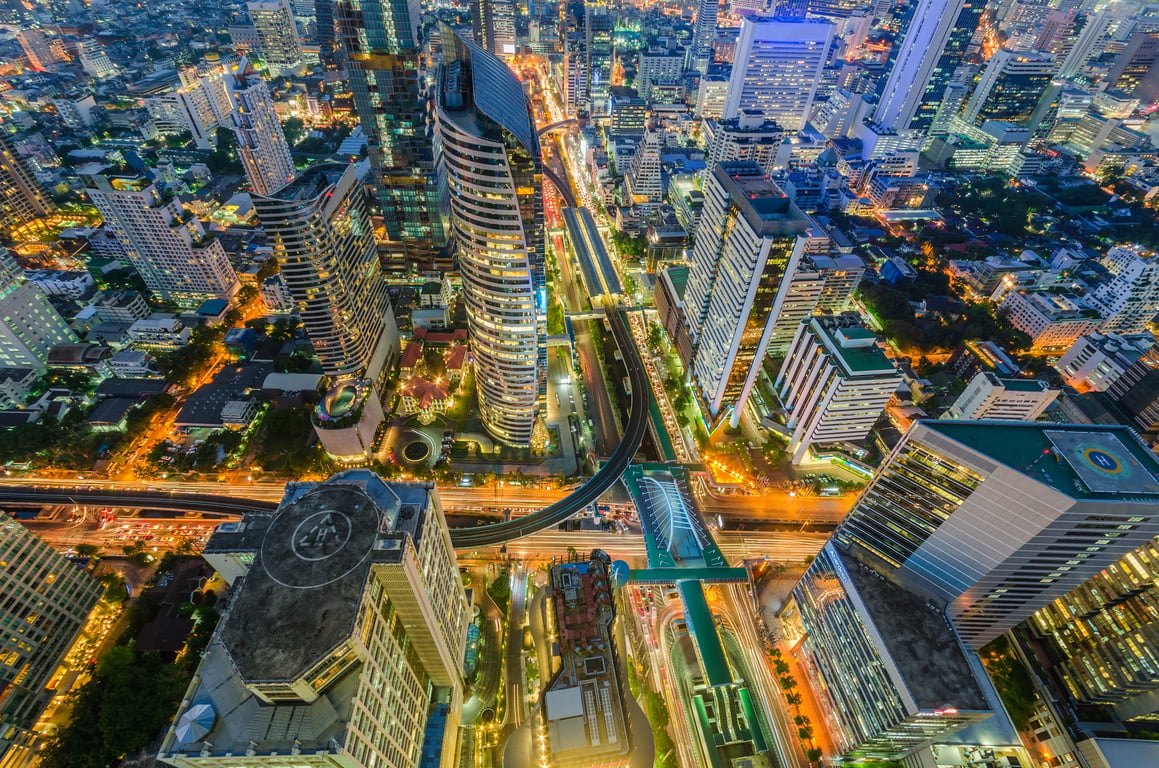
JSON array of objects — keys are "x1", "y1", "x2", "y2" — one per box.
[{"x1": 283, "y1": 116, "x2": 306, "y2": 146}]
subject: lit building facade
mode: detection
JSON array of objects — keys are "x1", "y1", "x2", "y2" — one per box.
[
  {"x1": 0, "y1": 132, "x2": 53, "y2": 235},
  {"x1": 334, "y1": 0, "x2": 449, "y2": 272},
  {"x1": 159, "y1": 471, "x2": 470, "y2": 768},
  {"x1": 247, "y1": 0, "x2": 304, "y2": 76},
  {"x1": 941, "y1": 371, "x2": 1058, "y2": 421},
  {"x1": 252, "y1": 162, "x2": 398, "y2": 383},
  {"x1": 871, "y1": 0, "x2": 983, "y2": 134},
  {"x1": 722, "y1": 16, "x2": 834, "y2": 132},
  {"x1": 585, "y1": 1, "x2": 614, "y2": 114},
  {"x1": 684, "y1": 162, "x2": 809, "y2": 427},
  {"x1": 435, "y1": 28, "x2": 546, "y2": 447},
  {"x1": 0, "y1": 512, "x2": 103, "y2": 762},
  {"x1": 785, "y1": 543, "x2": 994, "y2": 761},
  {"x1": 228, "y1": 57, "x2": 296, "y2": 196},
  {"x1": 775, "y1": 315, "x2": 901, "y2": 463},
  {"x1": 962, "y1": 50, "x2": 1054, "y2": 128},
  {"x1": 1087, "y1": 247, "x2": 1159, "y2": 335},
  {"x1": 834, "y1": 421, "x2": 1159, "y2": 648},
  {"x1": 82, "y1": 168, "x2": 240, "y2": 307}
]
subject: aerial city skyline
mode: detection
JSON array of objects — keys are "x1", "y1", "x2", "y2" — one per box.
[{"x1": 1, "y1": 0, "x2": 1159, "y2": 766}]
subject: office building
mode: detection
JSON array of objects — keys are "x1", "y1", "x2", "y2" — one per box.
[
  {"x1": 541, "y1": 552, "x2": 631, "y2": 767},
  {"x1": 159, "y1": 470, "x2": 470, "y2": 768},
  {"x1": 871, "y1": 0, "x2": 984, "y2": 134},
  {"x1": 775, "y1": 315, "x2": 901, "y2": 463},
  {"x1": 637, "y1": 50, "x2": 683, "y2": 102},
  {"x1": 1105, "y1": 350, "x2": 1159, "y2": 448},
  {"x1": 228, "y1": 57, "x2": 296, "y2": 196},
  {"x1": 585, "y1": 1, "x2": 614, "y2": 113},
  {"x1": 472, "y1": 0, "x2": 516, "y2": 55},
  {"x1": 247, "y1": 0, "x2": 304, "y2": 76},
  {"x1": 962, "y1": 50, "x2": 1054, "y2": 127},
  {"x1": 335, "y1": 0, "x2": 448, "y2": 272},
  {"x1": 941, "y1": 371, "x2": 1058, "y2": 421},
  {"x1": 0, "y1": 133, "x2": 53, "y2": 235},
  {"x1": 1056, "y1": 332, "x2": 1153, "y2": 393},
  {"x1": 999, "y1": 290, "x2": 1101, "y2": 352},
  {"x1": 253, "y1": 163, "x2": 398, "y2": 383},
  {"x1": 702, "y1": 113, "x2": 786, "y2": 177},
  {"x1": 1108, "y1": 31, "x2": 1159, "y2": 103},
  {"x1": 435, "y1": 29, "x2": 546, "y2": 447},
  {"x1": 624, "y1": 128, "x2": 664, "y2": 214},
  {"x1": 0, "y1": 512, "x2": 102, "y2": 762},
  {"x1": 834, "y1": 421, "x2": 1159, "y2": 648},
  {"x1": 1058, "y1": 10, "x2": 1112, "y2": 79},
  {"x1": 83, "y1": 168, "x2": 240, "y2": 308},
  {"x1": 768, "y1": 251, "x2": 866, "y2": 353},
  {"x1": 1086, "y1": 247, "x2": 1159, "y2": 335},
  {"x1": 1030, "y1": 537, "x2": 1159, "y2": 719},
  {"x1": 722, "y1": 16, "x2": 834, "y2": 131},
  {"x1": 77, "y1": 38, "x2": 118, "y2": 80},
  {"x1": 688, "y1": 0, "x2": 720, "y2": 73},
  {"x1": 0, "y1": 251, "x2": 77, "y2": 373},
  {"x1": 684, "y1": 162, "x2": 809, "y2": 427},
  {"x1": 15, "y1": 28, "x2": 56, "y2": 71},
  {"x1": 695, "y1": 74, "x2": 730, "y2": 120},
  {"x1": 784, "y1": 543, "x2": 995, "y2": 760}
]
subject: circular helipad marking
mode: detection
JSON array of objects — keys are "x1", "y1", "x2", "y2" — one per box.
[
  {"x1": 290, "y1": 510, "x2": 352, "y2": 561},
  {"x1": 1083, "y1": 447, "x2": 1124, "y2": 474}
]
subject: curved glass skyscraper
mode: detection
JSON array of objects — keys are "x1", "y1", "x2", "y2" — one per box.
[{"x1": 436, "y1": 28, "x2": 546, "y2": 447}]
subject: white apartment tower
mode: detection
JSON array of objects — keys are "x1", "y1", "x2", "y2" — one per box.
[
  {"x1": 775, "y1": 315, "x2": 902, "y2": 464},
  {"x1": 253, "y1": 163, "x2": 398, "y2": 383},
  {"x1": 435, "y1": 29, "x2": 546, "y2": 447},
  {"x1": 722, "y1": 16, "x2": 834, "y2": 131},
  {"x1": 229, "y1": 57, "x2": 296, "y2": 196},
  {"x1": 684, "y1": 161, "x2": 810, "y2": 427},
  {"x1": 0, "y1": 250, "x2": 77, "y2": 372},
  {"x1": 159, "y1": 470, "x2": 470, "y2": 768},
  {"x1": 248, "y1": 0, "x2": 304, "y2": 77},
  {"x1": 941, "y1": 371, "x2": 1058, "y2": 421},
  {"x1": 78, "y1": 39, "x2": 118, "y2": 80},
  {"x1": 835, "y1": 421, "x2": 1159, "y2": 648},
  {"x1": 83, "y1": 169, "x2": 240, "y2": 307},
  {"x1": 1087, "y1": 246, "x2": 1159, "y2": 335}
]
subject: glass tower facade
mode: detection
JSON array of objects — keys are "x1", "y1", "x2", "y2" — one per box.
[
  {"x1": 334, "y1": 0, "x2": 449, "y2": 273},
  {"x1": 435, "y1": 28, "x2": 546, "y2": 447}
]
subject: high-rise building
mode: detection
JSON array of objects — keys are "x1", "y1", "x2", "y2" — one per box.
[
  {"x1": 702, "y1": 113, "x2": 787, "y2": 177},
  {"x1": 247, "y1": 0, "x2": 304, "y2": 77},
  {"x1": 0, "y1": 251, "x2": 77, "y2": 372},
  {"x1": 472, "y1": 0, "x2": 516, "y2": 55},
  {"x1": 637, "y1": 50, "x2": 683, "y2": 103},
  {"x1": 83, "y1": 168, "x2": 240, "y2": 308},
  {"x1": 688, "y1": 0, "x2": 720, "y2": 73},
  {"x1": 1055, "y1": 331, "x2": 1154, "y2": 393},
  {"x1": 722, "y1": 16, "x2": 834, "y2": 131},
  {"x1": 145, "y1": 61, "x2": 235, "y2": 150},
  {"x1": 1087, "y1": 246, "x2": 1159, "y2": 335},
  {"x1": 834, "y1": 420, "x2": 1159, "y2": 648},
  {"x1": 15, "y1": 28, "x2": 56, "y2": 72},
  {"x1": 961, "y1": 50, "x2": 1054, "y2": 127},
  {"x1": 1029, "y1": 537, "x2": 1159, "y2": 718},
  {"x1": 435, "y1": 29, "x2": 546, "y2": 447},
  {"x1": 785, "y1": 542, "x2": 996, "y2": 760},
  {"x1": 1058, "y1": 10, "x2": 1112, "y2": 79},
  {"x1": 871, "y1": 0, "x2": 984, "y2": 134},
  {"x1": 941, "y1": 371, "x2": 1059, "y2": 421},
  {"x1": 585, "y1": 1, "x2": 614, "y2": 113},
  {"x1": 775, "y1": 315, "x2": 902, "y2": 463},
  {"x1": 1107, "y1": 31, "x2": 1159, "y2": 103},
  {"x1": 0, "y1": 133, "x2": 53, "y2": 235},
  {"x1": 77, "y1": 38, "x2": 118, "y2": 80},
  {"x1": 624, "y1": 128, "x2": 664, "y2": 215},
  {"x1": 0, "y1": 511, "x2": 103, "y2": 762},
  {"x1": 228, "y1": 57, "x2": 296, "y2": 196},
  {"x1": 684, "y1": 162, "x2": 809, "y2": 427},
  {"x1": 334, "y1": 0, "x2": 449, "y2": 272},
  {"x1": 159, "y1": 470, "x2": 470, "y2": 768},
  {"x1": 1105, "y1": 349, "x2": 1159, "y2": 448},
  {"x1": 253, "y1": 163, "x2": 398, "y2": 383}
]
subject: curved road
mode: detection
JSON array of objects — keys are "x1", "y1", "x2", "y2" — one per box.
[
  {"x1": 450, "y1": 306, "x2": 648, "y2": 548},
  {"x1": 0, "y1": 309, "x2": 651, "y2": 550}
]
